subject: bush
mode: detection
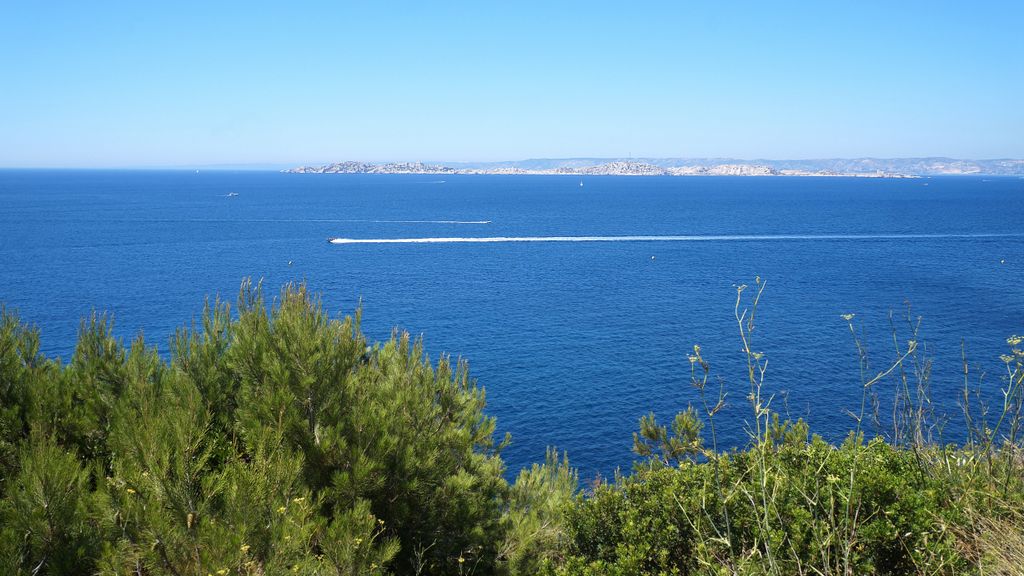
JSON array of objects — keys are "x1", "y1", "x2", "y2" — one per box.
[
  {"x1": 550, "y1": 279, "x2": 1024, "y2": 576},
  {"x1": 0, "y1": 284, "x2": 574, "y2": 575},
  {"x1": 557, "y1": 435, "x2": 979, "y2": 575},
  {"x1": 2, "y1": 279, "x2": 1022, "y2": 575}
]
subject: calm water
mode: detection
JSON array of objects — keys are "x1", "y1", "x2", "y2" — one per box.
[{"x1": 1, "y1": 170, "x2": 1022, "y2": 478}]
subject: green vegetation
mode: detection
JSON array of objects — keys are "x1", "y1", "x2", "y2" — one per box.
[{"x1": 1, "y1": 280, "x2": 1022, "y2": 575}]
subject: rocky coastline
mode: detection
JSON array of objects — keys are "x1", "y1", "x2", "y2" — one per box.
[{"x1": 284, "y1": 160, "x2": 918, "y2": 178}]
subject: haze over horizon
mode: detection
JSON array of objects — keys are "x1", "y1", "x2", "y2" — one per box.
[{"x1": 2, "y1": 1, "x2": 1022, "y2": 168}]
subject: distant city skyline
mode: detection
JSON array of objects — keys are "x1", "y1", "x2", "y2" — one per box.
[{"x1": 1, "y1": 1, "x2": 1022, "y2": 168}]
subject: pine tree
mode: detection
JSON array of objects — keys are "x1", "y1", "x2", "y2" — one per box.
[{"x1": 0, "y1": 283, "x2": 575, "y2": 575}]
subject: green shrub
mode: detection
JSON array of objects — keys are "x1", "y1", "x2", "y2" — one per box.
[
  {"x1": 550, "y1": 279, "x2": 1024, "y2": 576},
  {"x1": 0, "y1": 435, "x2": 102, "y2": 575},
  {"x1": 0, "y1": 283, "x2": 573, "y2": 575},
  {"x1": 1, "y1": 280, "x2": 1022, "y2": 575},
  {"x1": 557, "y1": 436, "x2": 999, "y2": 575},
  {"x1": 501, "y1": 448, "x2": 578, "y2": 574}
]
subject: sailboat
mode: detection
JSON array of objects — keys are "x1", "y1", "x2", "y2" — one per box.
[{"x1": 579, "y1": 180, "x2": 584, "y2": 187}]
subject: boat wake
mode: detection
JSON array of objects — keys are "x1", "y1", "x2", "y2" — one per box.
[
  {"x1": 116, "y1": 218, "x2": 491, "y2": 224},
  {"x1": 358, "y1": 219, "x2": 490, "y2": 224},
  {"x1": 328, "y1": 233, "x2": 1024, "y2": 245}
]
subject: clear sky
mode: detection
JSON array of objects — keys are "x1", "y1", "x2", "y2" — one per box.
[{"x1": 1, "y1": 1, "x2": 1022, "y2": 167}]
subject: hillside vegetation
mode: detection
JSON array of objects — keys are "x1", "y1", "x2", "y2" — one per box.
[{"x1": 0, "y1": 280, "x2": 1021, "y2": 575}]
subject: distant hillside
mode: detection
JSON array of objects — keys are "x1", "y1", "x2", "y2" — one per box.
[
  {"x1": 287, "y1": 157, "x2": 1024, "y2": 177},
  {"x1": 447, "y1": 157, "x2": 1024, "y2": 176}
]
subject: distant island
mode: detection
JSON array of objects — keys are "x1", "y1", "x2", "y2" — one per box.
[{"x1": 284, "y1": 157, "x2": 1024, "y2": 177}]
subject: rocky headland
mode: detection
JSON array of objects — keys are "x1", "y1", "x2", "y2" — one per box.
[{"x1": 284, "y1": 157, "x2": 1024, "y2": 177}]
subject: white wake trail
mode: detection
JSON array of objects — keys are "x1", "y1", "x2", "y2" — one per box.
[
  {"x1": 360, "y1": 219, "x2": 491, "y2": 224},
  {"x1": 121, "y1": 218, "x2": 491, "y2": 224},
  {"x1": 233, "y1": 219, "x2": 492, "y2": 224},
  {"x1": 328, "y1": 233, "x2": 1023, "y2": 244}
]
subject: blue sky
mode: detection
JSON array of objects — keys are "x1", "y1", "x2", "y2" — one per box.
[{"x1": 1, "y1": 1, "x2": 1022, "y2": 167}]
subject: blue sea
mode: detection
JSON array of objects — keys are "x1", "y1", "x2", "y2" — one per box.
[{"x1": 1, "y1": 170, "x2": 1022, "y2": 478}]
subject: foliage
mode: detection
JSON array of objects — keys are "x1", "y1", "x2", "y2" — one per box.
[
  {"x1": 0, "y1": 285, "x2": 573, "y2": 575},
  {"x1": 557, "y1": 435, "x2": 986, "y2": 575},
  {"x1": 500, "y1": 448, "x2": 578, "y2": 575},
  {"x1": 550, "y1": 278, "x2": 1024, "y2": 576},
  {"x1": 2, "y1": 280, "x2": 1023, "y2": 575}
]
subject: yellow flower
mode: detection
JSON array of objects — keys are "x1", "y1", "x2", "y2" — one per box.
[
  {"x1": 240, "y1": 544, "x2": 250, "y2": 554},
  {"x1": 458, "y1": 556, "x2": 465, "y2": 564},
  {"x1": 126, "y1": 488, "x2": 136, "y2": 495},
  {"x1": 277, "y1": 506, "x2": 286, "y2": 514}
]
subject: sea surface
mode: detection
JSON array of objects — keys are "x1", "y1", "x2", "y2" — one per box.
[{"x1": 1, "y1": 170, "x2": 1022, "y2": 478}]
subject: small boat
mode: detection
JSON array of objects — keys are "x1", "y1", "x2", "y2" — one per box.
[
  {"x1": 579, "y1": 180, "x2": 584, "y2": 187},
  {"x1": 226, "y1": 192, "x2": 239, "y2": 197}
]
